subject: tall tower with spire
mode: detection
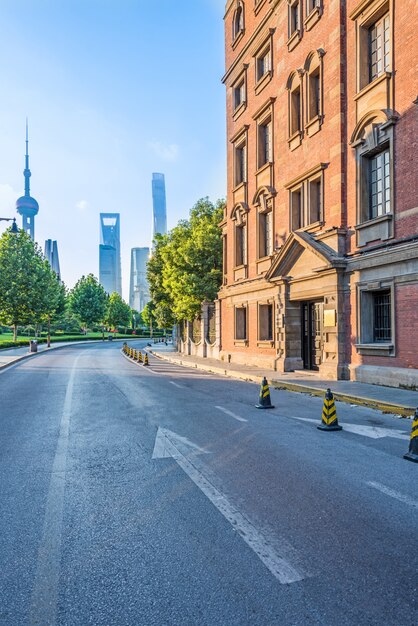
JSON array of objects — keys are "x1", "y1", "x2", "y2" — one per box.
[{"x1": 16, "y1": 120, "x2": 39, "y2": 240}]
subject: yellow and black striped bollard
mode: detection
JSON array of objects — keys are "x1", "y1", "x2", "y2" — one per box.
[
  {"x1": 143, "y1": 353, "x2": 150, "y2": 367},
  {"x1": 404, "y1": 409, "x2": 418, "y2": 463},
  {"x1": 317, "y1": 388, "x2": 342, "y2": 431},
  {"x1": 138, "y1": 351, "x2": 142, "y2": 363}
]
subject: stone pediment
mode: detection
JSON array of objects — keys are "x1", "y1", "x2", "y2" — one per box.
[{"x1": 266, "y1": 231, "x2": 345, "y2": 281}]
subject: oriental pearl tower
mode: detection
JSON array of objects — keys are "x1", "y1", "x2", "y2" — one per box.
[{"x1": 16, "y1": 120, "x2": 39, "y2": 240}]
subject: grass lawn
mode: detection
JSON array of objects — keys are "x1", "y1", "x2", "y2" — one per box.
[{"x1": 0, "y1": 332, "x2": 147, "y2": 349}]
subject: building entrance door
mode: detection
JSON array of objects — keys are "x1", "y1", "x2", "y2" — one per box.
[{"x1": 301, "y1": 301, "x2": 323, "y2": 370}]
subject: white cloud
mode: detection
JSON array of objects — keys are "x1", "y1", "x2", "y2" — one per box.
[
  {"x1": 75, "y1": 199, "x2": 89, "y2": 211},
  {"x1": 0, "y1": 183, "x2": 19, "y2": 215},
  {"x1": 148, "y1": 141, "x2": 180, "y2": 162}
]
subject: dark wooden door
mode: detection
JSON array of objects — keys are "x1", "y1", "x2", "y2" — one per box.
[{"x1": 302, "y1": 301, "x2": 323, "y2": 370}]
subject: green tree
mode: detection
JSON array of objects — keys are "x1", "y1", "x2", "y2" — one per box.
[
  {"x1": 147, "y1": 235, "x2": 175, "y2": 329},
  {"x1": 68, "y1": 274, "x2": 107, "y2": 332},
  {"x1": 0, "y1": 228, "x2": 55, "y2": 341},
  {"x1": 147, "y1": 197, "x2": 224, "y2": 322},
  {"x1": 105, "y1": 292, "x2": 131, "y2": 335},
  {"x1": 37, "y1": 265, "x2": 67, "y2": 347}
]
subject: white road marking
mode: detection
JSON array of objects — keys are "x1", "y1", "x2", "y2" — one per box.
[
  {"x1": 366, "y1": 481, "x2": 418, "y2": 509},
  {"x1": 152, "y1": 428, "x2": 305, "y2": 584},
  {"x1": 215, "y1": 405, "x2": 248, "y2": 423},
  {"x1": 30, "y1": 354, "x2": 81, "y2": 625},
  {"x1": 169, "y1": 381, "x2": 184, "y2": 389},
  {"x1": 152, "y1": 427, "x2": 209, "y2": 459},
  {"x1": 289, "y1": 416, "x2": 409, "y2": 440}
]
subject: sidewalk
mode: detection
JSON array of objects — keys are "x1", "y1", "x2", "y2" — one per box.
[{"x1": 149, "y1": 344, "x2": 418, "y2": 417}]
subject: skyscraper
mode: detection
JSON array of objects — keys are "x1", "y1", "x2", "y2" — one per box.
[
  {"x1": 129, "y1": 247, "x2": 150, "y2": 312},
  {"x1": 44, "y1": 239, "x2": 61, "y2": 281},
  {"x1": 16, "y1": 121, "x2": 39, "y2": 240},
  {"x1": 152, "y1": 173, "x2": 167, "y2": 239},
  {"x1": 99, "y1": 213, "x2": 122, "y2": 296}
]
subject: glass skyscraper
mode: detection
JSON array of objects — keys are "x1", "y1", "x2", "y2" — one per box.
[
  {"x1": 129, "y1": 247, "x2": 150, "y2": 312},
  {"x1": 99, "y1": 213, "x2": 122, "y2": 296},
  {"x1": 152, "y1": 173, "x2": 167, "y2": 239}
]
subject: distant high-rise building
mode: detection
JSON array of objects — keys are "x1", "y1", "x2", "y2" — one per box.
[
  {"x1": 44, "y1": 239, "x2": 61, "y2": 280},
  {"x1": 152, "y1": 173, "x2": 167, "y2": 239},
  {"x1": 16, "y1": 120, "x2": 39, "y2": 240},
  {"x1": 99, "y1": 213, "x2": 122, "y2": 296},
  {"x1": 129, "y1": 247, "x2": 150, "y2": 312}
]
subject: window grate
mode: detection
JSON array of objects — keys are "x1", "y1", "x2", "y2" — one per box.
[{"x1": 373, "y1": 291, "x2": 391, "y2": 342}]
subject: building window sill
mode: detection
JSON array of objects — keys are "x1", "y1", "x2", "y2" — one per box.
[
  {"x1": 355, "y1": 71, "x2": 392, "y2": 100},
  {"x1": 355, "y1": 342, "x2": 394, "y2": 356},
  {"x1": 232, "y1": 181, "x2": 247, "y2": 194},
  {"x1": 287, "y1": 30, "x2": 302, "y2": 53},
  {"x1": 255, "y1": 161, "x2": 272, "y2": 176},
  {"x1": 304, "y1": 6, "x2": 322, "y2": 31},
  {"x1": 299, "y1": 220, "x2": 324, "y2": 233},
  {"x1": 288, "y1": 130, "x2": 302, "y2": 151},
  {"x1": 234, "y1": 339, "x2": 248, "y2": 346},
  {"x1": 255, "y1": 70, "x2": 272, "y2": 96},
  {"x1": 355, "y1": 213, "x2": 393, "y2": 246},
  {"x1": 257, "y1": 340, "x2": 274, "y2": 347},
  {"x1": 232, "y1": 29, "x2": 245, "y2": 50},
  {"x1": 233, "y1": 101, "x2": 247, "y2": 121},
  {"x1": 305, "y1": 115, "x2": 323, "y2": 137}
]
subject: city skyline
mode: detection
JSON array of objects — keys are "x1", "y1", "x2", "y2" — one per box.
[
  {"x1": 0, "y1": 1, "x2": 226, "y2": 300},
  {"x1": 99, "y1": 213, "x2": 122, "y2": 297},
  {"x1": 152, "y1": 173, "x2": 167, "y2": 241}
]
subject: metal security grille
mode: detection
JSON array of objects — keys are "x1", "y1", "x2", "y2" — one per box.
[
  {"x1": 373, "y1": 291, "x2": 391, "y2": 342},
  {"x1": 191, "y1": 318, "x2": 201, "y2": 344},
  {"x1": 207, "y1": 305, "x2": 216, "y2": 344}
]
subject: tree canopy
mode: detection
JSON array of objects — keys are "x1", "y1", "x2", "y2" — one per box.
[
  {"x1": 147, "y1": 197, "x2": 224, "y2": 322},
  {"x1": 105, "y1": 292, "x2": 131, "y2": 330},
  {"x1": 0, "y1": 228, "x2": 64, "y2": 340},
  {"x1": 68, "y1": 274, "x2": 108, "y2": 329}
]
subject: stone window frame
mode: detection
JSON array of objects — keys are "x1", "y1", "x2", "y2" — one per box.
[
  {"x1": 286, "y1": 70, "x2": 304, "y2": 150},
  {"x1": 254, "y1": 32, "x2": 274, "y2": 95},
  {"x1": 232, "y1": 1, "x2": 245, "y2": 48},
  {"x1": 287, "y1": 0, "x2": 303, "y2": 51},
  {"x1": 232, "y1": 129, "x2": 248, "y2": 189},
  {"x1": 254, "y1": 0, "x2": 268, "y2": 15},
  {"x1": 231, "y1": 65, "x2": 248, "y2": 121},
  {"x1": 350, "y1": 110, "x2": 396, "y2": 246},
  {"x1": 257, "y1": 301, "x2": 274, "y2": 345},
  {"x1": 286, "y1": 163, "x2": 326, "y2": 232},
  {"x1": 222, "y1": 233, "x2": 228, "y2": 285},
  {"x1": 355, "y1": 279, "x2": 395, "y2": 356},
  {"x1": 304, "y1": 49, "x2": 325, "y2": 137},
  {"x1": 254, "y1": 100, "x2": 274, "y2": 171},
  {"x1": 234, "y1": 304, "x2": 248, "y2": 343},
  {"x1": 254, "y1": 188, "x2": 275, "y2": 261},
  {"x1": 231, "y1": 204, "x2": 249, "y2": 269},
  {"x1": 350, "y1": 0, "x2": 392, "y2": 95},
  {"x1": 304, "y1": 0, "x2": 323, "y2": 31}
]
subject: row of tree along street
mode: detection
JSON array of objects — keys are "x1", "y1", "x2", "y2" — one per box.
[{"x1": 0, "y1": 197, "x2": 224, "y2": 347}]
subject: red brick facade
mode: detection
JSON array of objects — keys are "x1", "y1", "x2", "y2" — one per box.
[{"x1": 218, "y1": 0, "x2": 418, "y2": 386}]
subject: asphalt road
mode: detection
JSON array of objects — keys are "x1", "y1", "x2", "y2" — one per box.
[{"x1": 0, "y1": 341, "x2": 416, "y2": 626}]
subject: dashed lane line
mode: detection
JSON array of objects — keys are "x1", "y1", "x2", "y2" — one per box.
[
  {"x1": 215, "y1": 405, "x2": 248, "y2": 423},
  {"x1": 366, "y1": 481, "x2": 418, "y2": 509}
]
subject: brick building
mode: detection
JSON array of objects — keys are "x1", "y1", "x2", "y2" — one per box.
[{"x1": 218, "y1": 0, "x2": 418, "y2": 386}]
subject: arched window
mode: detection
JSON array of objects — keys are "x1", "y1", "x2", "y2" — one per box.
[
  {"x1": 286, "y1": 71, "x2": 303, "y2": 149},
  {"x1": 232, "y1": 2, "x2": 245, "y2": 41},
  {"x1": 304, "y1": 49, "x2": 325, "y2": 135}
]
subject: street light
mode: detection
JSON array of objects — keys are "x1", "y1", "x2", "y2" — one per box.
[{"x1": 0, "y1": 217, "x2": 19, "y2": 233}]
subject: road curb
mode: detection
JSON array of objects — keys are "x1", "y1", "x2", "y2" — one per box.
[{"x1": 149, "y1": 350, "x2": 415, "y2": 417}]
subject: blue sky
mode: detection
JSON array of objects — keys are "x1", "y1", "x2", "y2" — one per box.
[{"x1": 0, "y1": 0, "x2": 226, "y2": 299}]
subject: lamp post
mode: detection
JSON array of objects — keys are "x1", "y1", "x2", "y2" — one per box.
[{"x1": 0, "y1": 217, "x2": 19, "y2": 233}]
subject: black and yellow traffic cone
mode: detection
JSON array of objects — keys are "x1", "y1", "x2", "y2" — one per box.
[
  {"x1": 403, "y1": 409, "x2": 418, "y2": 463},
  {"x1": 137, "y1": 350, "x2": 142, "y2": 363},
  {"x1": 143, "y1": 353, "x2": 150, "y2": 366},
  {"x1": 255, "y1": 377, "x2": 275, "y2": 409},
  {"x1": 317, "y1": 388, "x2": 342, "y2": 431}
]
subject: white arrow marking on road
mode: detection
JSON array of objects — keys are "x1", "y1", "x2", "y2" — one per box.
[
  {"x1": 152, "y1": 427, "x2": 305, "y2": 584},
  {"x1": 290, "y1": 416, "x2": 409, "y2": 440},
  {"x1": 215, "y1": 405, "x2": 248, "y2": 423},
  {"x1": 169, "y1": 381, "x2": 184, "y2": 389}
]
